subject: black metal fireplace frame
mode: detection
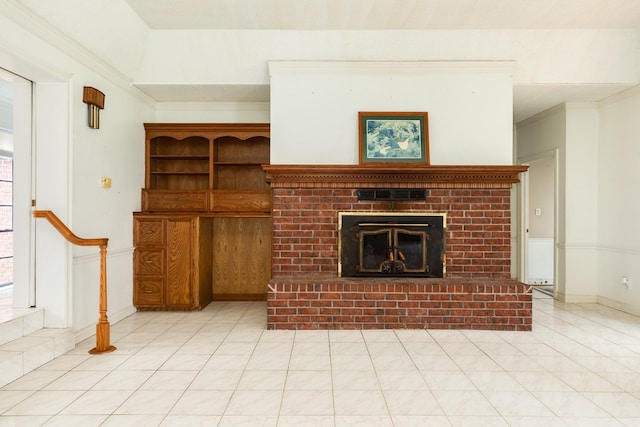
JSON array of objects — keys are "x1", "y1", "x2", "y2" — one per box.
[{"x1": 338, "y1": 212, "x2": 446, "y2": 278}]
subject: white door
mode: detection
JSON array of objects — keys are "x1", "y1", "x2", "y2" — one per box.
[{"x1": 522, "y1": 153, "x2": 557, "y2": 295}]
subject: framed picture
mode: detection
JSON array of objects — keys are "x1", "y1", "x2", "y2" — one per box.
[{"x1": 358, "y1": 112, "x2": 429, "y2": 165}]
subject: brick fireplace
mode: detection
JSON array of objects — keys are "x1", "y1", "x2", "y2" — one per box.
[{"x1": 263, "y1": 165, "x2": 532, "y2": 331}]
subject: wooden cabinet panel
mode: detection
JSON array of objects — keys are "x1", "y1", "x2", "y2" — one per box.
[
  {"x1": 214, "y1": 165, "x2": 270, "y2": 190},
  {"x1": 194, "y1": 218, "x2": 214, "y2": 308},
  {"x1": 210, "y1": 190, "x2": 271, "y2": 213},
  {"x1": 166, "y1": 219, "x2": 192, "y2": 307},
  {"x1": 142, "y1": 190, "x2": 208, "y2": 212},
  {"x1": 214, "y1": 136, "x2": 269, "y2": 163},
  {"x1": 212, "y1": 217, "x2": 271, "y2": 300}
]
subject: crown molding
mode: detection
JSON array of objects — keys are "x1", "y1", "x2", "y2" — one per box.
[
  {"x1": 0, "y1": 0, "x2": 156, "y2": 107},
  {"x1": 268, "y1": 60, "x2": 515, "y2": 77}
]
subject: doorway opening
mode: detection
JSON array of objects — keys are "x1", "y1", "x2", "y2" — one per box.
[
  {"x1": 521, "y1": 153, "x2": 557, "y2": 296},
  {"x1": 0, "y1": 67, "x2": 33, "y2": 314}
]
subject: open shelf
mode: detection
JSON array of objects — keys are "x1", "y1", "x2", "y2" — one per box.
[{"x1": 142, "y1": 123, "x2": 271, "y2": 212}]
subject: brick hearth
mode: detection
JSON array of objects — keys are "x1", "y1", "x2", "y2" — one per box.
[
  {"x1": 263, "y1": 165, "x2": 531, "y2": 331},
  {"x1": 267, "y1": 278, "x2": 531, "y2": 331}
]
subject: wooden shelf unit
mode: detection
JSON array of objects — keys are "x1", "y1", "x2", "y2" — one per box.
[
  {"x1": 148, "y1": 135, "x2": 210, "y2": 191},
  {"x1": 143, "y1": 123, "x2": 271, "y2": 213},
  {"x1": 134, "y1": 123, "x2": 272, "y2": 310}
]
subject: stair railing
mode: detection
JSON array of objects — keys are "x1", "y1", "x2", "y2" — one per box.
[{"x1": 33, "y1": 210, "x2": 116, "y2": 354}]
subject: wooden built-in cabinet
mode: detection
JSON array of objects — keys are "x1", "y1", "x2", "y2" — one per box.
[
  {"x1": 133, "y1": 123, "x2": 272, "y2": 310},
  {"x1": 133, "y1": 215, "x2": 213, "y2": 310}
]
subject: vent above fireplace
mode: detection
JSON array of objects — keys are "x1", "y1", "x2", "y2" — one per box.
[{"x1": 357, "y1": 188, "x2": 427, "y2": 201}]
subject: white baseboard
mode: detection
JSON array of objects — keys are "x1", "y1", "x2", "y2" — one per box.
[
  {"x1": 597, "y1": 295, "x2": 640, "y2": 318},
  {"x1": 555, "y1": 292, "x2": 598, "y2": 304},
  {"x1": 546, "y1": 293, "x2": 640, "y2": 317}
]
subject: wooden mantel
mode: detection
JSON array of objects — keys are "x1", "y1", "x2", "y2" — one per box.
[{"x1": 263, "y1": 164, "x2": 529, "y2": 189}]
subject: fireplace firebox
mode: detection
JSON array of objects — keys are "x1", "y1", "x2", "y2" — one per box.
[{"x1": 339, "y1": 212, "x2": 445, "y2": 278}]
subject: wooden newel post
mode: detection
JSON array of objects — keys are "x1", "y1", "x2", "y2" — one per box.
[
  {"x1": 32, "y1": 210, "x2": 116, "y2": 355},
  {"x1": 89, "y1": 243, "x2": 116, "y2": 354}
]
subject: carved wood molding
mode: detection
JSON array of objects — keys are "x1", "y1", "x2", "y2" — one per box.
[
  {"x1": 144, "y1": 123, "x2": 270, "y2": 139},
  {"x1": 263, "y1": 164, "x2": 529, "y2": 189}
]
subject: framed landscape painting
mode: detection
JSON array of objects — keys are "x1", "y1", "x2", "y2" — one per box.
[{"x1": 358, "y1": 112, "x2": 429, "y2": 165}]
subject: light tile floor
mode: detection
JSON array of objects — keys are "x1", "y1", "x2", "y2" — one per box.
[{"x1": 1, "y1": 290, "x2": 640, "y2": 426}]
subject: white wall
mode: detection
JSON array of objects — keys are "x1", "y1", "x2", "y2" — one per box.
[
  {"x1": 269, "y1": 61, "x2": 514, "y2": 165},
  {"x1": 154, "y1": 102, "x2": 269, "y2": 123},
  {"x1": 0, "y1": 8, "x2": 154, "y2": 333},
  {"x1": 516, "y1": 95, "x2": 640, "y2": 312},
  {"x1": 561, "y1": 103, "x2": 599, "y2": 301},
  {"x1": 70, "y1": 76, "x2": 154, "y2": 339},
  {"x1": 597, "y1": 86, "x2": 640, "y2": 315}
]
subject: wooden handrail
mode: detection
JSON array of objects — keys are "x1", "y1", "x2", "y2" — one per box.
[
  {"x1": 33, "y1": 210, "x2": 116, "y2": 355},
  {"x1": 33, "y1": 210, "x2": 108, "y2": 247}
]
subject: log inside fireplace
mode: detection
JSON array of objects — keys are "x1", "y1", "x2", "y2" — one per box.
[{"x1": 339, "y1": 212, "x2": 446, "y2": 278}]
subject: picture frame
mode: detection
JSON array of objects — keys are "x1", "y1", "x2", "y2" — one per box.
[{"x1": 358, "y1": 112, "x2": 429, "y2": 165}]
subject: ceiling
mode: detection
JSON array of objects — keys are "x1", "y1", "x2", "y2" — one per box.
[
  {"x1": 15, "y1": 0, "x2": 640, "y2": 122},
  {"x1": 121, "y1": 0, "x2": 640, "y2": 122},
  {"x1": 123, "y1": 0, "x2": 640, "y2": 30}
]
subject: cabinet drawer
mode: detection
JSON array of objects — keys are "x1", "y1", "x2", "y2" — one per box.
[
  {"x1": 211, "y1": 190, "x2": 271, "y2": 213},
  {"x1": 135, "y1": 249, "x2": 164, "y2": 275},
  {"x1": 134, "y1": 218, "x2": 164, "y2": 245},
  {"x1": 135, "y1": 278, "x2": 164, "y2": 306},
  {"x1": 143, "y1": 190, "x2": 208, "y2": 212}
]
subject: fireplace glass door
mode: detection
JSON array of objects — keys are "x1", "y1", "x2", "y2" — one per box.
[{"x1": 359, "y1": 227, "x2": 428, "y2": 274}]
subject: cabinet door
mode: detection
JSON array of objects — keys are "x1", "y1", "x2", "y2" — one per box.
[
  {"x1": 212, "y1": 217, "x2": 271, "y2": 300},
  {"x1": 166, "y1": 218, "x2": 193, "y2": 307}
]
